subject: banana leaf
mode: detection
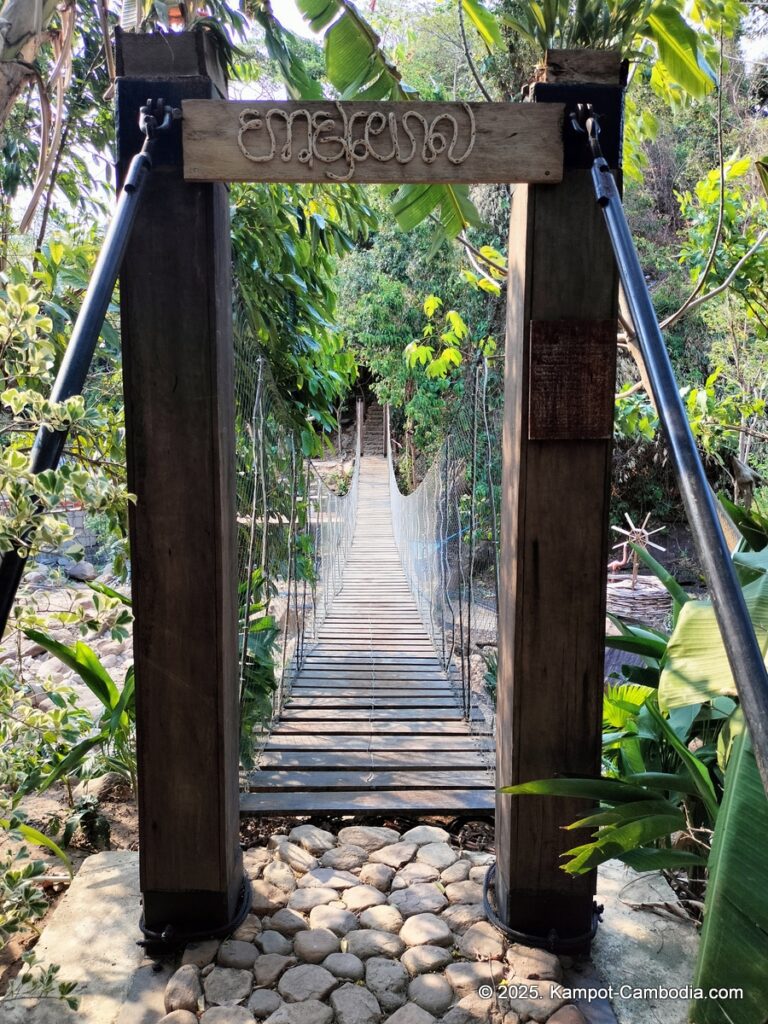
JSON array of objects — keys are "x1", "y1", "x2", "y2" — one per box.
[
  {"x1": 691, "y1": 732, "x2": 768, "y2": 1023},
  {"x1": 659, "y1": 574, "x2": 768, "y2": 711}
]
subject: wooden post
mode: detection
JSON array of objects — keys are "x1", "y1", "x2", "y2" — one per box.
[
  {"x1": 116, "y1": 30, "x2": 243, "y2": 933},
  {"x1": 496, "y1": 50, "x2": 623, "y2": 947}
]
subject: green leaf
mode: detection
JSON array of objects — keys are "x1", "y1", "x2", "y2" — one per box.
[
  {"x1": 461, "y1": 0, "x2": 503, "y2": 49},
  {"x1": 692, "y1": 732, "x2": 768, "y2": 1021},
  {"x1": 23, "y1": 629, "x2": 119, "y2": 712},
  {"x1": 16, "y1": 824, "x2": 72, "y2": 874},
  {"x1": 605, "y1": 634, "x2": 664, "y2": 664},
  {"x1": 500, "y1": 777, "x2": 657, "y2": 802},
  {"x1": 756, "y1": 156, "x2": 768, "y2": 201},
  {"x1": 392, "y1": 185, "x2": 443, "y2": 232},
  {"x1": 33, "y1": 735, "x2": 105, "y2": 794},
  {"x1": 565, "y1": 798, "x2": 684, "y2": 830},
  {"x1": 659, "y1": 574, "x2": 768, "y2": 711},
  {"x1": 619, "y1": 848, "x2": 708, "y2": 872},
  {"x1": 643, "y1": 5, "x2": 716, "y2": 100},
  {"x1": 562, "y1": 814, "x2": 685, "y2": 874},
  {"x1": 645, "y1": 700, "x2": 719, "y2": 822}
]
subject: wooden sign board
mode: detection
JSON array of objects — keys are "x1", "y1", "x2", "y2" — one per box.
[{"x1": 182, "y1": 100, "x2": 564, "y2": 185}]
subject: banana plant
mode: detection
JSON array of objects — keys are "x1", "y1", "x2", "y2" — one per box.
[
  {"x1": 281, "y1": 0, "x2": 482, "y2": 250},
  {"x1": 501, "y1": 689, "x2": 717, "y2": 875},
  {"x1": 691, "y1": 728, "x2": 768, "y2": 1024}
]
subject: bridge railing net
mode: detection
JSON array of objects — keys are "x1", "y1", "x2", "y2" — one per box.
[
  {"x1": 388, "y1": 358, "x2": 501, "y2": 721},
  {"x1": 234, "y1": 342, "x2": 360, "y2": 767}
]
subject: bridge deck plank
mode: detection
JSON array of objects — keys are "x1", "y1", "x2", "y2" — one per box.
[{"x1": 242, "y1": 456, "x2": 495, "y2": 816}]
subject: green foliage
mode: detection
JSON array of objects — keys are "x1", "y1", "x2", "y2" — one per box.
[
  {"x1": 232, "y1": 182, "x2": 375, "y2": 442},
  {"x1": 48, "y1": 795, "x2": 111, "y2": 851},
  {"x1": 238, "y1": 569, "x2": 279, "y2": 769},
  {"x1": 20, "y1": 630, "x2": 136, "y2": 793},
  {"x1": 0, "y1": 953, "x2": 78, "y2": 1011},
  {"x1": 692, "y1": 730, "x2": 768, "y2": 1023},
  {"x1": 498, "y1": 0, "x2": 722, "y2": 98},
  {"x1": 0, "y1": 665, "x2": 94, "y2": 798}
]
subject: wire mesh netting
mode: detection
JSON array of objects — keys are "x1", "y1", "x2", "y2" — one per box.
[
  {"x1": 388, "y1": 357, "x2": 502, "y2": 724},
  {"x1": 233, "y1": 338, "x2": 361, "y2": 772}
]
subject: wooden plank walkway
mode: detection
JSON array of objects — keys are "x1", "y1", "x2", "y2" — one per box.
[{"x1": 242, "y1": 456, "x2": 495, "y2": 816}]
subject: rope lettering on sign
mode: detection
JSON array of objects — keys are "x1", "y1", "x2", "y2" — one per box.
[{"x1": 236, "y1": 101, "x2": 477, "y2": 182}]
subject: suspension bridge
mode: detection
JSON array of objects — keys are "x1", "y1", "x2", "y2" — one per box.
[{"x1": 242, "y1": 449, "x2": 496, "y2": 816}]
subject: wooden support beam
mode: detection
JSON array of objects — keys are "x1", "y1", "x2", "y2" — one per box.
[
  {"x1": 116, "y1": 29, "x2": 243, "y2": 934},
  {"x1": 496, "y1": 49, "x2": 622, "y2": 950}
]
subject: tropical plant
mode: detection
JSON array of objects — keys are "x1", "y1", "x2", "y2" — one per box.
[
  {"x1": 690, "y1": 729, "x2": 768, "y2": 1024},
  {"x1": 48, "y1": 794, "x2": 111, "y2": 851},
  {"x1": 19, "y1": 629, "x2": 136, "y2": 793},
  {"x1": 238, "y1": 568, "x2": 279, "y2": 769}
]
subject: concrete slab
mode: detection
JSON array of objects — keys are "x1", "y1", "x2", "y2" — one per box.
[
  {"x1": 1, "y1": 851, "x2": 144, "y2": 1024},
  {"x1": 593, "y1": 860, "x2": 700, "y2": 1024}
]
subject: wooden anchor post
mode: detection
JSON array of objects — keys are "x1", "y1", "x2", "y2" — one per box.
[
  {"x1": 116, "y1": 29, "x2": 243, "y2": 934},
  {"x1": 496, "y1": 49, "x2": 623, "y2": 949}
]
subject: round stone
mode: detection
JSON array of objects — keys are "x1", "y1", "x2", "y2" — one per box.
[
  {"x1": 445, "y1": 880, "x2": 484, "y2": 904},
  {"x1": 506, "y1": 942, "x2": 563, "y2": 982},
  {"x1": 264, "y1": 860, "x2": 298, "y2": 893},
  {"x1": 341, "y1": 883, "x2": 387, "y2": 912},
  {"x1": 401, "y1": 943, "x2": 454, "y2": 976},
  {"x1": 243, "y1": 848, "x2": 271, "y2": 879},
  {"x1": 200, "y1": 1008, "x2": 256, "y2": 1024},
  {"x1": 217, "y1": 939, "x2": 258, "y2": 970},
  {"x1": 441, "y1": 860, "x2": 471, "y2": 885},
  {"x1": 469, "y1": 865, "x2": 490, "y2": 884},
  {"x1": 250, "y1": 880, "x2": 289, "y2": 915},
  {"x1": 337, "y1": 825, "x2": 400, "y2": 852},
  {"x1": 343, "y1": 927, "x2": 405, "y2": 960},
  {"x1": 400, "y1": 825, "x2": 451, "y2": 846},
  {"x1": 400, "y1": 913, "x2": 453, "y2": 948},
  {"x1": 384, "y1": 1005, "x2": 437, "y2": 1024},
  {"x1": 258, "y1": 930, "x2": 293, "y2": 956},
  {"x1": 274, "y1": 842, "x2": 318, "y2": 875},
  {"x1": 159, "y1": 1012, "x2": 198, "y2": 1024},
  {"x1": 330, "y1": 981, "x2": 382, "y2": 1024},
  {"x1": 293, "y1": 927, "x2": 340, "y2": 964},
  {"x1": 388, "y1": 882, "x2": 448, "y2": 918},
  {"x1": 365, "y1": 956, "x2": 409, "y2": 1013},
  {"x1": 253, "y1": 954, "x2": 296, "y2": 988},
  {"x1": 358, "y1": 862, "x2": 395, "y2": 892},
  {"x1": 416, "y1": 842, "x2": 459, "y2": 871},
  {"x1": 440, "y1": 903, "x2": 487, "y2": 934},
  {"x1": 391, "y1": 863, "x2": 439, "y2": 889},
  {"x1": 261, "y1": 999, "x2": 333, "y2": 1024},
  {"x1": 203, "y1": 966, "x2": 253, "y2": 1006},
  {"x1": 370, "y1": 842, "x2": 418, "y2": 869},
  {"x1": 321, "y1": 952, "x2": 364, "y2": 980},
  {"x1": 287, "y1": 887, "x2": 338, "y2": 913},
  {"x1": 248, "y1": 988, "x2": 283, "y2": 1019},
  {"x1": 277, "y1": 964, "x2": 337, "y2": 1002},
  {"x1": 268, "y1": 908, "x2": 308, "y2": 938},
  {"x1": 444, "y1": 959, "x2": 505, "y2": 997},
  {"x1": 231, "y1": 915, "x2": 262, "y2": 943},
  {"x1": 182, "y1": 938, "x2": 220, "y2": 968},
  {"x1": 359, "y1": 903, "x2": 403, "y2": 934},
  {"x1": 288, "y1": 824, "x2": 336, "y2": 855},
  {"x1": 320, "y1": 844, "x2": 368, "y2": 870},
  {"x1": 409, "y1": 973, "x2": 454, "y2": 1015},
  {"x1": 297, "y1": 867, "x2": 359, "y2": 890},
  {"x1": 458, "y1": 921, "x2": 504, "y2": 960},
  {"x1": 164, "y1": 965, "x2": 202, "y2": 1014},
  {"x1": 308, "y1": 904, "x2": 358, "y2": 936}
]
